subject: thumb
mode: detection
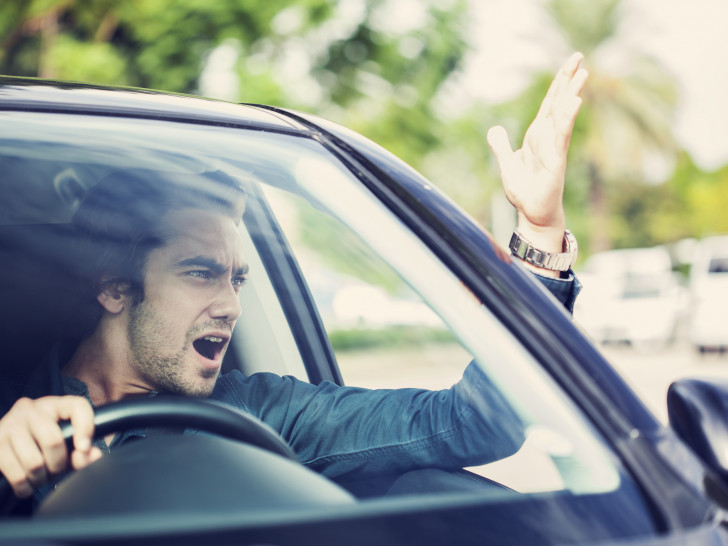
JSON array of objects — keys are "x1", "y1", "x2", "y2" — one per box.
[
  {"x1": 487, "y1": 126, "x2": 514, "y2": 170},
  {"x1": 71, "y1": 446, "x2": 103, "y2": 471}
]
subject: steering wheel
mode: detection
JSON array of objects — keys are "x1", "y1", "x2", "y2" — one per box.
[
  {"x1": 60, "y1": 397, "x2": 296, "y2": 459},
  {"x1": 0, "y1": 397, "x2": 297, "y2": 515}
]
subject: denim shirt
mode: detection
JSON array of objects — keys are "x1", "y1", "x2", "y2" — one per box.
[{"x1": 20, "y1": 271, "x2": 579, "y2": 509}]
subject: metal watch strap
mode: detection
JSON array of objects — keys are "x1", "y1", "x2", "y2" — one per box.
[{"x1": 508, "y1": 229, "x2": 578, "y2": 272}]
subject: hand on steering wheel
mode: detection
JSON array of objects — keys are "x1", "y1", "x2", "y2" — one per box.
[{"x1": 0, "y1": 397, "x2": 296, "y2": 515}]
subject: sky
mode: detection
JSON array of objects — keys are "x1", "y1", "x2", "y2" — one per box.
[{"x1": 459, "y1": 0, "x2": 728, "y2": 171}]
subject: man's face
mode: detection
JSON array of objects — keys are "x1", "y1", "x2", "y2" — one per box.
[{"x1": 126, "y1": 208, "x2": 248, "y2": 397}]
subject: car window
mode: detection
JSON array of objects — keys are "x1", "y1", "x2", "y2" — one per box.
[
  {"x1": 260, "y1": 173, "x2": 623, "y2": 493},
  {"x1": 0, "y1": 110, "x2": 657, "y2": 542},
  {"x1": 709, "y1": 257, "x2": 728, "y2": 274}
]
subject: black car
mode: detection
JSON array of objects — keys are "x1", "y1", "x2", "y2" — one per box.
[{"x1": 0, "y1": 77, "x2": 727, "y2": 545}]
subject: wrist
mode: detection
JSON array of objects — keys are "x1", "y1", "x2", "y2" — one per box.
[
  {"x1": 515, "y1": 219, "x2": 565, "y2": 255},
  {"x1": 508, "y1": 228, "x2": 577, "y2": 279}
]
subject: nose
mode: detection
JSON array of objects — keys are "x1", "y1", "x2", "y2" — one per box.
[{"x1": 209, "y1": 281, "x2": 243, "y2": 324}]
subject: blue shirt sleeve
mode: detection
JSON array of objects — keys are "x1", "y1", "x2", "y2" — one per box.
[
  {"x1": 209, "y1": 269, "x2": 579, "y2": 478},
  {"x1": 213, "y1": 366, "x2": 524, "y2": 479},
  {"x1": 532, "y1": 269, "x2": 582, "y2": 313}
]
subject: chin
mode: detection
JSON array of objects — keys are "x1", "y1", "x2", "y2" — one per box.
[
  {"x1": 187, "y1": 377, "x2": 219, "y2": 398},
  {"x1": 162, "y1": 374, "x2": 218, "y2": 399}
]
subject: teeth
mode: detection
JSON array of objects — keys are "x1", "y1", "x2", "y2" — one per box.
[{"x1": 203, "y1": 336, "x2": 224, "y2": 343}]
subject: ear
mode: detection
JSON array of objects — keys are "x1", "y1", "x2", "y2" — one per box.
[{"x1": 97, "y1": 281, "x2": 132, "y2": 314}]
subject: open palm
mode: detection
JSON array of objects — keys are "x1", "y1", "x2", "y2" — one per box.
[{"x1": 488, "y1": 53, "x2": 588, "y2": 236}]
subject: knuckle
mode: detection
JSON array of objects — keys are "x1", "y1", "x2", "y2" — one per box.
[
  {"x1": 46, "y1": 457, "x2": 67, "y2": 475},
  {"x1": 8, "y1": 477, "x2": 31, "y2": 497},
  {"x1": 2, "y1": 398, "x2": 35, "y2": 420},
  {"x1": 6, "y1": 475, "x2": 23, "y2": 489},
  {"x1": 70, "y1": 396, "x2": 92, "y2": 416},
  {"x1": 43, "y1": 428, "x2": 66, "y2": 451},
  {"x1": 27, "y1": 468, "x2": 47, "y2": 485},
  {"x1": 12, "y1": 397, "x2": 33, "y2": 413},
  {"x1": 23, "y1": 454, "x2": 46, "y2": 476},
  {"x1": 2, "y1": 466, "x2": 24, "y2": 487}
]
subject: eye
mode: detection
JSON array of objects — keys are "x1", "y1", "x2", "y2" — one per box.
[
  {"x1": 187, "y1": 270, "x2": 211, "y2": 280},
  {"x1": 232, "y1": 276, "x2": 248, "y2": 288}
]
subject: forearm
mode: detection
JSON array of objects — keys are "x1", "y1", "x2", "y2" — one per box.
[{"x1": 214, "y1": 370, "x2": 524, "y2": 480}]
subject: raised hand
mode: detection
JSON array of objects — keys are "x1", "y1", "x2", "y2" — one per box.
[{"x1": 487, "y1": 52, "x2": 587, "y2": 276}]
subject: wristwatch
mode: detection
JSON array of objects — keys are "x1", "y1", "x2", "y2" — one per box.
[{"x1": 508, "y1": 229, "x2": 578, "y2": 272}]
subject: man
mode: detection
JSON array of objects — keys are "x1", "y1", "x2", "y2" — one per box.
[{"x1": 0, "y1": 53, "x2": 588, "y2": 506}]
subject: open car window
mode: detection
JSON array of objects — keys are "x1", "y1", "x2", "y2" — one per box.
[
  {"x1": 0, "y1": 110, "x2": 658, "y2": 542},
  {"x1": 259, "y1": 168, "x2": 625, "y2": 497}
]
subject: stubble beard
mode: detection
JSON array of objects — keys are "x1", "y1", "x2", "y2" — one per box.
[{"x1": 127, "y1": 299, "x2": 219, "y2": 398}]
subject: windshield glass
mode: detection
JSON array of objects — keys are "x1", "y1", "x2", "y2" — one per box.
[{"x1": 0, "y1": 110, "x2": 655, "y2": 542}]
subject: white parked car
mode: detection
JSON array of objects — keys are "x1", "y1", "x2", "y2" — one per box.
[
  {"x1": 575, "y1": 247, "x2": 687, "y2": 350},
  {"x1": 689, "y1": 235, "x2": 728, "y2": 353}
]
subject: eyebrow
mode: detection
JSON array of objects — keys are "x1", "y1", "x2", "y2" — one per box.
[{"x1": 175, "y1": 256, "x2": 249, "y2": 277}]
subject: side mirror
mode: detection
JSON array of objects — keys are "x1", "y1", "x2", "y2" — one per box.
[{"x1": 667, "y1": 378, "x2": 728, "y2": 485}]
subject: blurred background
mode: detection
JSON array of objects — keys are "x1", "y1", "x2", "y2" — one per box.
[{"x1": 2, "y1": 0, "x2": 727, "y2": 418}]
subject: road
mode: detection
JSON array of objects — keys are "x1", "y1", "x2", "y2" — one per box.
[
  {"x1": 338, "y1": 340, "x2": 728, "y2": 425},
  {"x1": 600, "y1": 342, "x2": 728, "y2": 423}
]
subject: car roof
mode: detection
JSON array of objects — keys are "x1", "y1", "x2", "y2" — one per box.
[{"x1": 0, "y1": 76, "x2": 308, "y2": 133}]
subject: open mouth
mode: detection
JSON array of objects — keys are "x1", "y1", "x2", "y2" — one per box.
[{"x1": 192, "y1": 335, "x2": 227, "y2": 361}]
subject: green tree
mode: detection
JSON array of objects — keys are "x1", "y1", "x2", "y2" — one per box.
[
  {"x1": 0, "y1": 0, "x2": 471, "y2": 286},
  {"x1": 672, "y1": 154, "x2": 728, "y2": 238},
  {"x1": 0, "y1": 0, "x2": 469, "y2": 184},
  {"x1": 0, "y1": 1, "x2": 467, "y2": 112},
  {"x1": 549, "y1": 0, "x2": 679, "y2": 253},
  {"x1": 0, "y1": 0, "x2": 335, "y2": 93}
]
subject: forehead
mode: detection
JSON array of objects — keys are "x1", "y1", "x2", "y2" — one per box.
[{"x1": 154, "y1": 208, "x2": 246, "y2": 266}]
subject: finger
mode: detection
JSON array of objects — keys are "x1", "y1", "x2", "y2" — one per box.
[
  {"x1": 538, "y1": 52, "x2": 584, "y2": 119},
  {"x1": 555, "y1": 96, "x2": 583, "y2": 152},
  {"x1": 90, "y1": 446, "x2": 103, "y2": 463},
  {"x1": 487, "y1": 125, "x2": 515, "y2": 167},
  {"x1": 563, "y1": 52, "x2": 585, "y2": 77},
  {"x1": 553, "y1": 67, "x2": 588, "y2": 120},
  {"x1": 39, "y1": 396, "x2": 95, "y2": 454},
  {"x1": 69, "y1": 399, "x2": 95, "y2": 454},
  {"x1": 566, "y1": 67, "x2": 588, "y2": 99},
  {"x1": 8, "y1": 428, "x2": 49, "y2": 489},
  {"x1": 27, "y1": 412, "x2": 68, "y2": 475},
  {"x1": 0, "y1": 445, "x2": 35, "y2": 498},
  {"x1": 70, "y1": 446, "x2": 102, "y2": 471}
]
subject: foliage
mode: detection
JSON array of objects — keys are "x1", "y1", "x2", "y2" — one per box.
[
  {"x1": 545, "y1": 0, "x2": 680, "y2": 253},
  {"x1": 0, "y1": 1, "x2": 467, "y2": 113},
  {"x1": 547, "y1": 0, "x2": 621, "y2": 55},
  {"x1": 1, "y1": 0, "x2": 725, "y2": 259},
  {"x1": 329, "y1": 325, "x2": 456, "y2": 351},
  {"x1": 0, "y1": 0, "x2": 470, "y2": 282},
  {"x1": 317, "y1": 1, "x2": 469, "y2": 168},
  {"x1": 673, "y1": 155, "x2": 728, "y2": 238},
  {"x1": 0, "y1": 0, "x2": 334, "y2": 93}
]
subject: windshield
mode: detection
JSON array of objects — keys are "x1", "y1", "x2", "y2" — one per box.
[{"x1": 0, "y1": 109, "x2": 656, "y2": 543}]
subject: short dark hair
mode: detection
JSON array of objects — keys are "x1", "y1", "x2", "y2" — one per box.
[{"x1": 72, "y1": 169, "x2": 246, "y2": 331}]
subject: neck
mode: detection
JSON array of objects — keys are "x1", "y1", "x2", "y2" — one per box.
[{"x1": 62, "y1": 319, "x2": 155, "y2": 406}]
